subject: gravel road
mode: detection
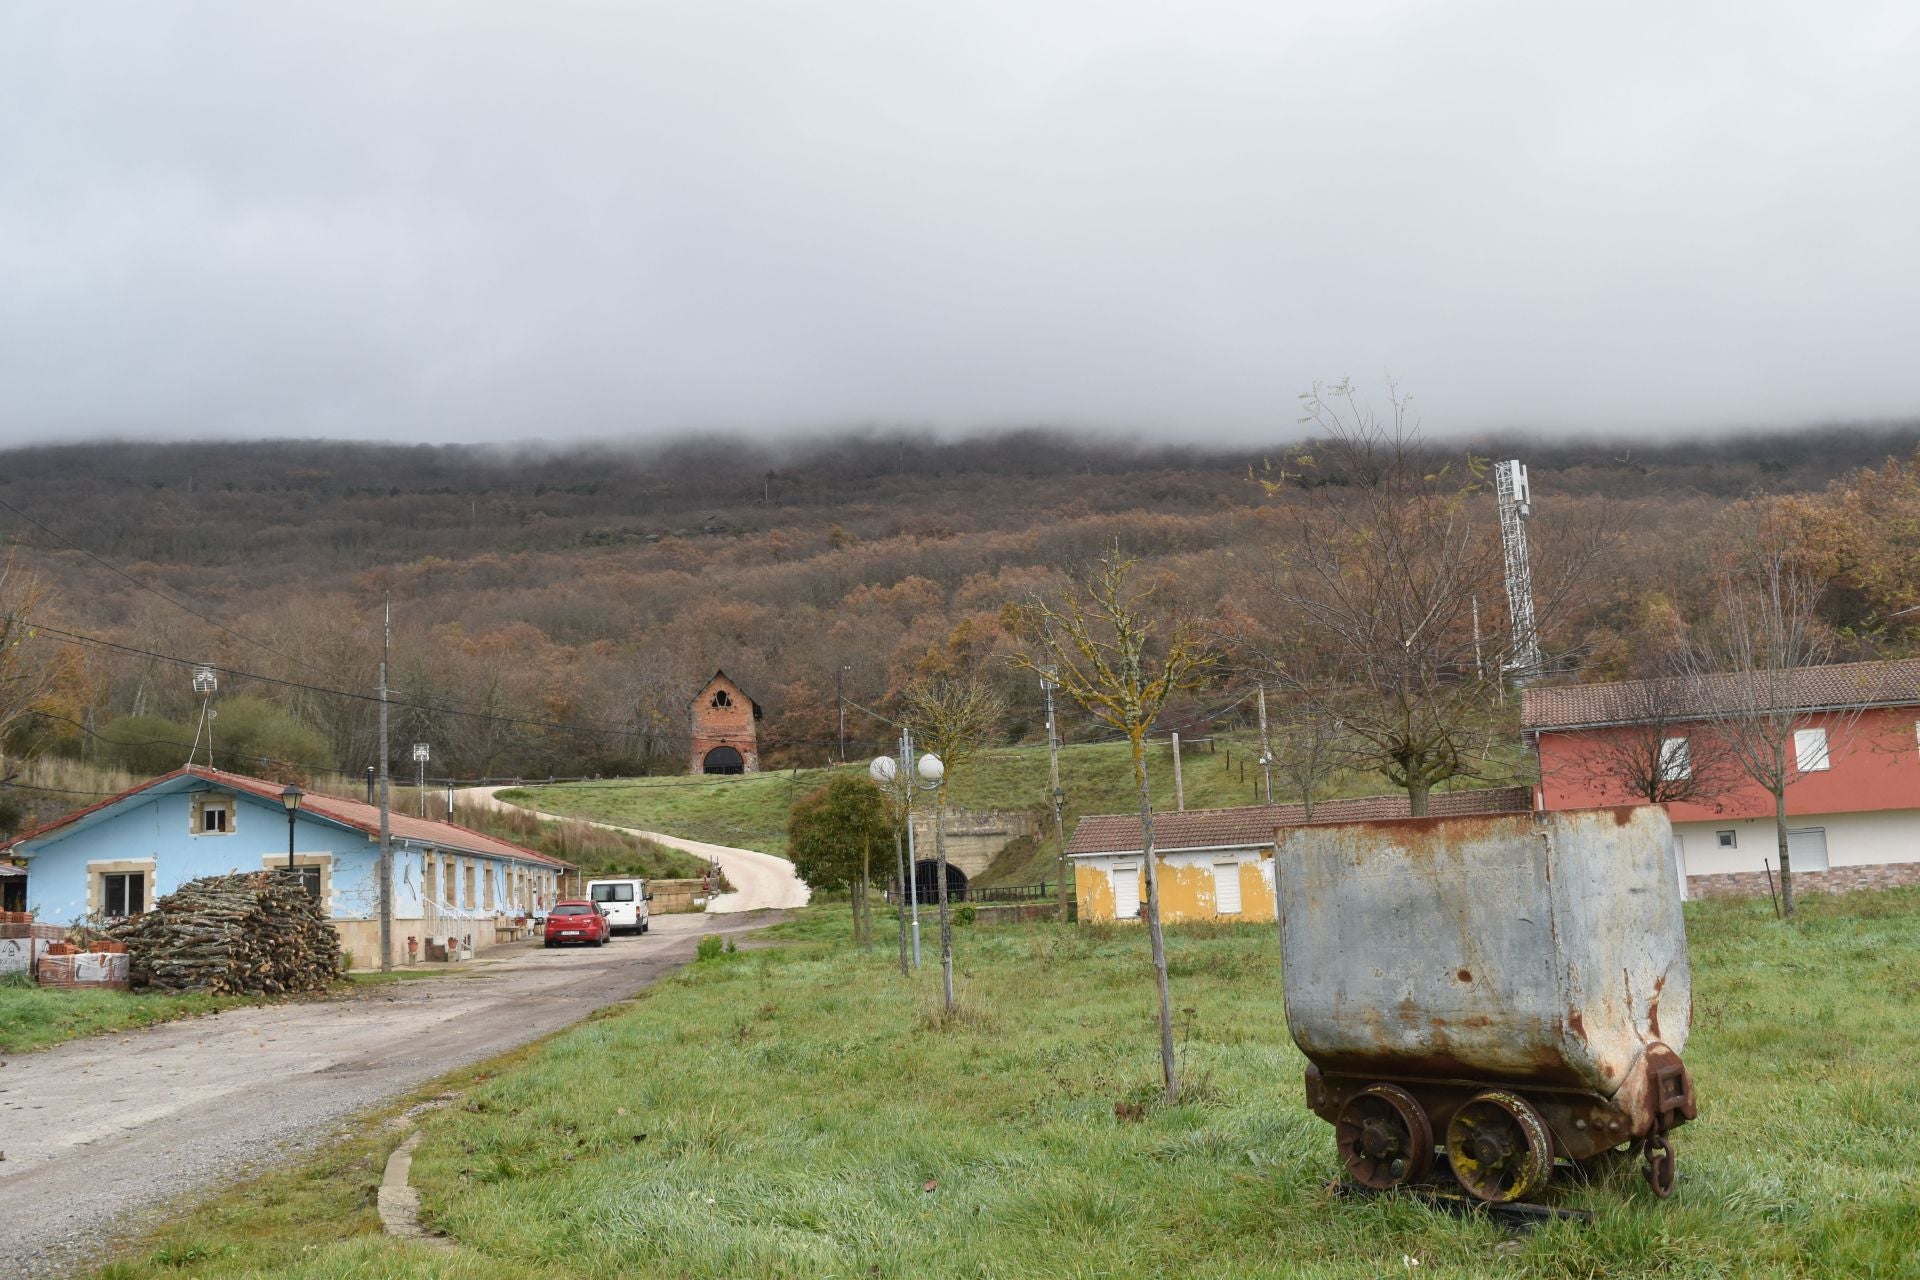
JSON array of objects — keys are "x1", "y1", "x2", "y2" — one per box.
[
  {"x1": 463, "y1": 785, "x2": 811, "y2": 912},
  {"x1": 0, "y1": 910, "x2": 776, "y2": 1278}
]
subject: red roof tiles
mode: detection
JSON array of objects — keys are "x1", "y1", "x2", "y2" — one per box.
[
  {"x1": 1065, "y1": 786, "x2": 1533, "y2": 857},
  {"x1": 2, "y1": 765, "x2": 569, "y2": 867},
  {"x1": 1519, "y1": 658, "x2": 1920, "y2": 732}
]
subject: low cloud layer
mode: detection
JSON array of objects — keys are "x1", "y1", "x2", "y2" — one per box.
[{"x1": 2, "y1": 2, "x2": 1915, "y2": 444}]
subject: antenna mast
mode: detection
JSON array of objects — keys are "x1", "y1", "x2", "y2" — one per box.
[{"x1": 1495, "y1": 459, "x2": 1542, "y2": 680}]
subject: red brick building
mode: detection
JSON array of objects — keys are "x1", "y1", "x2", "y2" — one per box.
[{"x1": 689, "y1": 670, "x2": 762, "y2": 775}]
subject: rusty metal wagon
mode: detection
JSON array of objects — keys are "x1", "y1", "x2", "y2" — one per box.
[{"x1": 1277, "y1": 807, "x2": 1697, "y2": 1203}]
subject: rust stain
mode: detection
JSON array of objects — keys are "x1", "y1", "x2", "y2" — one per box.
[
  {"x1": 1610, "y1": 805, "x2": 1634, "y2": 826},
  {"x1": 1456, "y1": 968, "x2": 1473, "y2": 982},
  {"x1": 1649, "y1": 975, "x2": 1665, "y2": 1039},
  {"x1": 1396, "y1": 996, "x2": 1421, "y2": 1025},
  {"x1": 1567, "y1": 1008, "x2": 1587, "y2": 1042}
]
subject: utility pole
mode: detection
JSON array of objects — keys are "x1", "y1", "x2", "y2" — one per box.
[
  {"x1": 1255, "y1": 683, "x2": 1273, "y2": 806},
  {"x1": 1171, "y1": 731, "x2": 1185, "y2": 811},
  {"x1": 1042, "y1": 669, "x2": 1070, "y2": 920},
  {"x1": 837, "y1": 665, "x2": 848, "y2": 764},
  {"x1": 377, "y1": 595, "x2": 393, "y2": 973}
]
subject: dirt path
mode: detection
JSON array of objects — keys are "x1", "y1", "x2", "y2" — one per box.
[
  {"x1": 463, "y1": 785, "x2": 811, "y2": 912},
  {"x1": 0, "y1": 911, "x2": 776, "y2": 1279}
]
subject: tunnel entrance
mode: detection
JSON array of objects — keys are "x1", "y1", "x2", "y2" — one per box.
[{"x1": 911, "y1": 859, "x2": 968, "y2": 904}]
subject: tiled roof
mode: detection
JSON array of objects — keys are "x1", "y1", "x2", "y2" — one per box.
[
  {"x1": 1065, "y1": 786, "x2": 1533, "y2": 858},
  {"x1": 1, "y1": 766, "x2": 570, "y2": 868},
  {"x1": 1520, "y1": 658, "x2": 1920, "y2": 731}
]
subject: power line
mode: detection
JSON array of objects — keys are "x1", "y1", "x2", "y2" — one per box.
[
  {"x1": 0, "y1": 494, "x2": 333, "y2": 678},
  {"x1": 17, "y1": 619, "x2": 844, "y2": 756}
]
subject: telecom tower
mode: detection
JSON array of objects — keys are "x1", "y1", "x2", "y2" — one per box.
[{"x1": 1495, "y1": 459, "x2": 1542, "y2": 680}]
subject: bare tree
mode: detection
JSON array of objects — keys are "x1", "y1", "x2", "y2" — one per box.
[
  {"x1": 1012, "y1": 549, "x2": 1214, "y2": 1104},
  {"x1": 1683, "y1": 537, "x2": 1866, "y2": 919},
  {"x1": 1269, "y1": 709, "x2": 1346, "y2": 819},
  {"x1": 0, "y1": 554, "x2": 82, "y2": 779},
  {"x1": 902, "y1": 676, "x2": 1005, "y2": 1011},
  {"x1": 1246, "y1": 382, "x2": 1620, "y2": 813}
]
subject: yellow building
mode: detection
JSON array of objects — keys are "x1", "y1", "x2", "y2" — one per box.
[{"x1": 1069, "y1": 788, "x2": 1533, "y2": 924}]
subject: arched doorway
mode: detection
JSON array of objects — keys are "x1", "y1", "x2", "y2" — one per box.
[
  {"x1": 912, "y1": 859, "x2": 968, "y2": 904},
  {"x1": 702, "y1": 745, "x2": 744, "y2": 775}
]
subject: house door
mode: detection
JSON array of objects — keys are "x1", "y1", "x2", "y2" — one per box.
[
  {"x1": 1788, "y1": 827, "x2": 1830, "y2": 872},
  {"x1": 1671, "y1": 834, "x2": 1688, "y2": 901},
  {"x1": 1212, "y1": 861, "x2": 1243, "y2": 915},
  {"x1": 1111, "y1": 864, "x2": 1141, "y2": 920}
]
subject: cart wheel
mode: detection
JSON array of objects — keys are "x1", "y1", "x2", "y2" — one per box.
[
  {"x1": 1445, "y1": 1090, "x2": 1554, "y2": 1204},
  {"x1": 1335, "y1": 1084, "x2": 1434, "y2": 1189}
]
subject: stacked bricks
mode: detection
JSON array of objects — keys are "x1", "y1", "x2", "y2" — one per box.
[
  {"x1": 1688, "y1": 863, "x2": 1920, "y2": 900},
  {"x1": 35, "y1": 939, "x2": 131, "y2": 990},
  {"x1": 0, "y1": 911, "x2": 69, "y2": 979}
]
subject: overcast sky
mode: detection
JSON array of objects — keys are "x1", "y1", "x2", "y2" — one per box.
[{"x1": 2, "y1": 2, "x2": 1915, "y2": 445}]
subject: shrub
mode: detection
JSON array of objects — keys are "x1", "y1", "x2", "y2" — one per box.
[
  {"x1": 696, "y1": 934, "x2": 725, "y2": 962},
  {"x1": 955, "y1": 904, "x2": 977, "y2": 926}
]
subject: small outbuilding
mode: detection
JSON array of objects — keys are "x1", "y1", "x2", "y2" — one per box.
[
  {"x1": 689, "y1": 670, "x2": 762, "y2": 775},
  {"x1": 1067, "y1": 787, "x2": 1534, "y2": 924},
  {"x1": 0, "y1": 765, "x2": 574, "y2": 968}
]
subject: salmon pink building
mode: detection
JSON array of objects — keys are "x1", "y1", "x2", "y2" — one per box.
[{"x1": 1523, "y1": 659, "x2": 1920, "y2": 899}]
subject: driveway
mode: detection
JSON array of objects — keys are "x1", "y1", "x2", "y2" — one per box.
[
  {"x1": 463, "y1": 785, "x2": 811, "y2": 912},
  {"x1": 0, "y1": 910, "x2": 776, "y2": 1279}
]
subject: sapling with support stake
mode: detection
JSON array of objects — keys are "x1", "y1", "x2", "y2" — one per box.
[{"x1": 1012, "y1": 545, "x2": 1214, "y2": 1104}]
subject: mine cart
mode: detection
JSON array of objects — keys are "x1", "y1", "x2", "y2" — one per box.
[{"x1": 1278, "y1": 807, "x2": 1697, "y2": 1203}]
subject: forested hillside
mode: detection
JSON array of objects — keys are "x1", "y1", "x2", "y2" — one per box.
[{"x1": 4, "y1": 421, "x2": 1920, "y2": 807}]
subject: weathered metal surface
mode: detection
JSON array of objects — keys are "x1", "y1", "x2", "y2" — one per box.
[{"x1": 1279, "y1": 808, "x2": 1690, "y2": 1096}]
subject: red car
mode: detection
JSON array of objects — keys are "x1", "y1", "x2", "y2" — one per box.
[{"x1": 544, "y1": 900, "x2": 611, "y2": 947}]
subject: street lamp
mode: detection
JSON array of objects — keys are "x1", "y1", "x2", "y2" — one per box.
[
  {"x1": 280, "y1": 783, "x2": 305, "y2": 872},
  {"x1": 412, "y1": 743, "x2": 431, "y2": 817},
  {"x1": 870, "y1": 734, "x2": 943, "y2": 972}
]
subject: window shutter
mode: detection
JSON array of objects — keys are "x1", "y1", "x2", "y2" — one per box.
[{"x1": 1212, "y1": 862, "x2": 1243, "y2": 915}]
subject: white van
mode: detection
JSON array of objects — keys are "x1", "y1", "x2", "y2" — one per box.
[{"x1": 586, "y1": 878, "x2": 652, "y2": 935}]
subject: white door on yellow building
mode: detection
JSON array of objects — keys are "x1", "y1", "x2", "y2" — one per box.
[
  {"x1": 1212, "y1": 861, "x2": 1242, "y2": 915},
  {"x1": 1112, "y1": 864, "x2": 1140, "y2": 919}
]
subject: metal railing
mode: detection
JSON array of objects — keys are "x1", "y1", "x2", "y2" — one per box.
[{"x1": 968, "y1": 881, "x2": 1053, "y2": 904}]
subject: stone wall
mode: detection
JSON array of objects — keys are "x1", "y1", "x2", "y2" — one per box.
[
  {"x1": 909, "y1": 807, "x2": 1040, "y2": 878},
  {"x1": 1687, "y1": 862, "x2": 1920, "y2": 899}
]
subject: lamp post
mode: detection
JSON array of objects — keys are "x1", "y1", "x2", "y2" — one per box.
[
  {"x1": 870, "y1": 729, "x2": 941, "y2": 972},
  {"x1": 280, "y1": 783, "x2": 305, "y2": 872}
]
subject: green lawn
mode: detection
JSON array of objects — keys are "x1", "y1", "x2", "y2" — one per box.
[
  {"x1": 0, "y1": 969, "x2": 451, "y2": 1054},
  {"x1": 508, "y1": 737, "x2": 1529, "y2": 882},
  {"x1": 0, "y1": 974, "x2": 261, "y2": 1054},
  {"x1": 95, "y1": 889, "x2": 1920, "y2": 1279}
]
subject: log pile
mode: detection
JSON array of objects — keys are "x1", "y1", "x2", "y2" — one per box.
[{"x1": 111, "y1": 871, "x2": 342, "y2": 994}]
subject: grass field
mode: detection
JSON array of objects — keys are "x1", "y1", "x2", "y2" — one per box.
[
  {"x1": 507, "y1": 737, "x2": 1528, "y2": 881},
  {"x1": 96, "y1": 889, "x2": 1920, "y2": 1279},
  {"x1": 0, "y1": 969, "x2": 452, "y2": 1055}
]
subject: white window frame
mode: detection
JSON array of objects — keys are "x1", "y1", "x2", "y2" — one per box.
[
  {"x1": 1716, "y1": 830, "x2": 1737, "y2": 848},
  {"x1": 1794, "y1": 727, "x2": 1830, "y2": 772},
  {"x1": 1658, "y1": 736, "x2": 1692, "y2": 781}
]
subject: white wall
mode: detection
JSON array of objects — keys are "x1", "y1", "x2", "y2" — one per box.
[{"x1": 1673, "y1": 808, "x2": 1920, "y2": 879}]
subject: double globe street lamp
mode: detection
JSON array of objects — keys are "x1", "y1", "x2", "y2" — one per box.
[{"x1": 869, "y1": 736, "x2": 943, "y2": 976}]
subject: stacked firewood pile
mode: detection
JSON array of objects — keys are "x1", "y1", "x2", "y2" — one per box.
[{"x1": 111, "y1": 870, "x2": 341, "y2": 994}]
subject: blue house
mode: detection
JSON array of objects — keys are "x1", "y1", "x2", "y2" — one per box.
[{"x1": 1, "y1": 766, "x2": 573, "y2": 968}]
